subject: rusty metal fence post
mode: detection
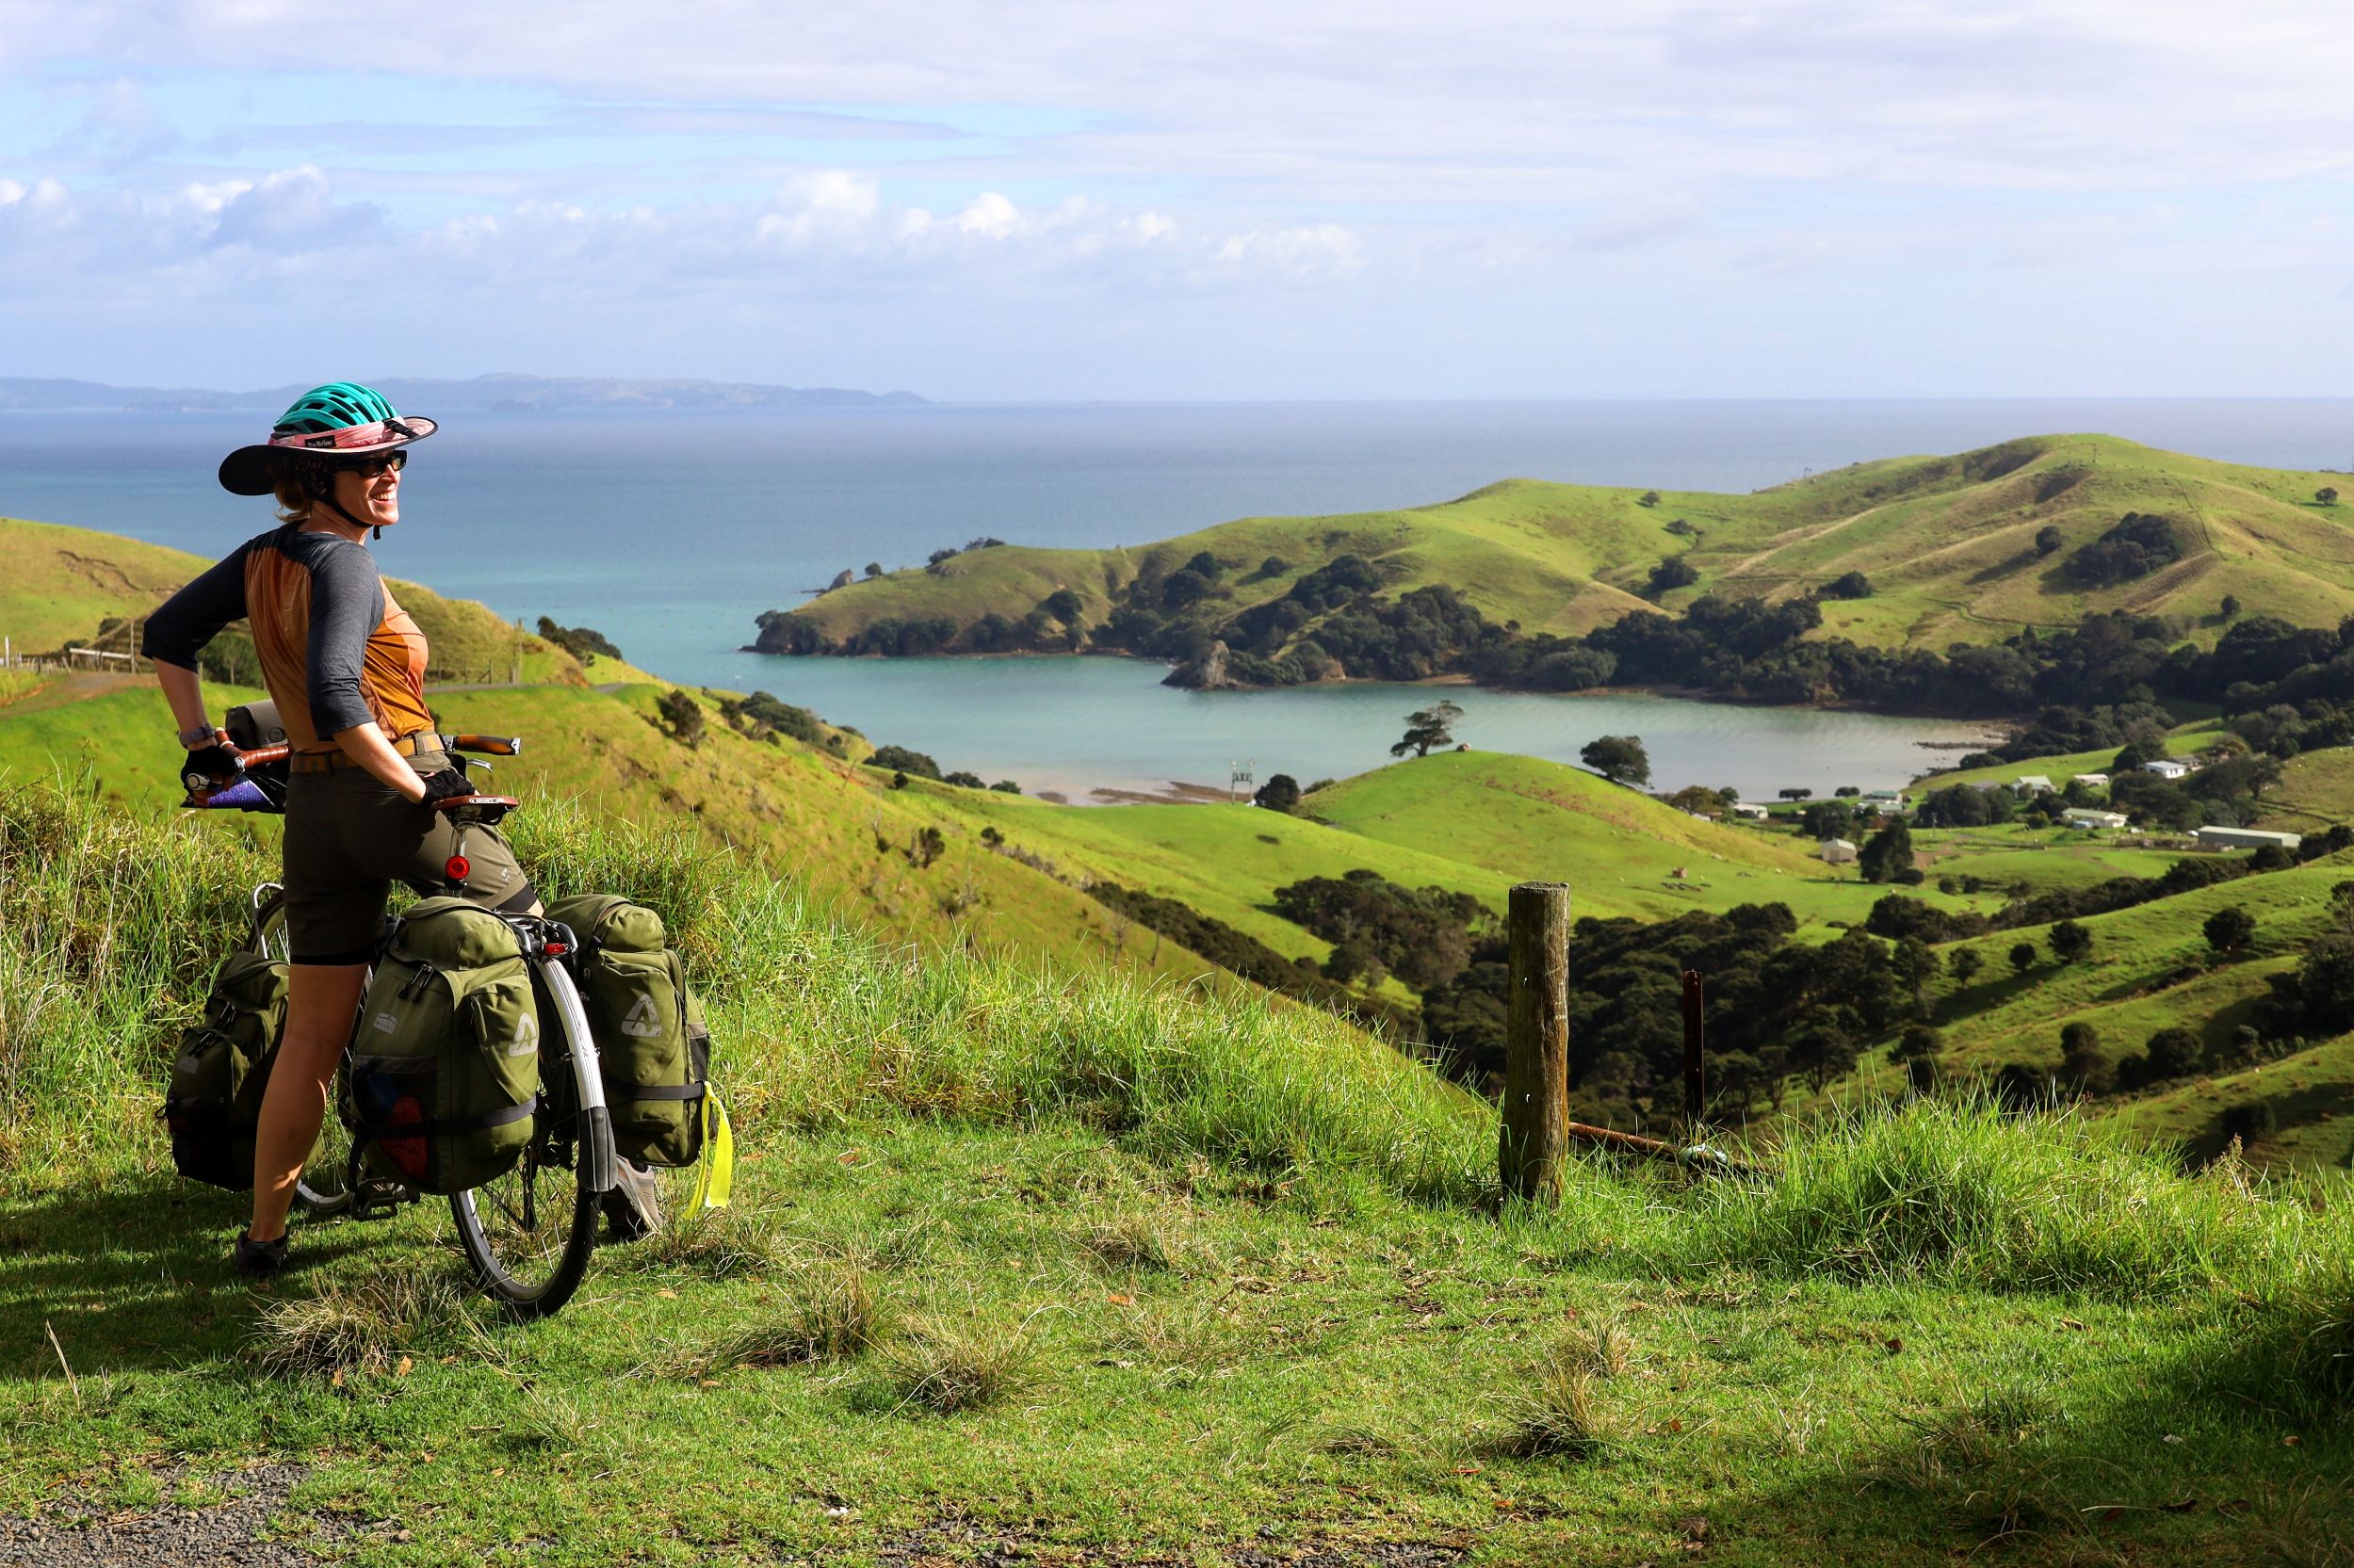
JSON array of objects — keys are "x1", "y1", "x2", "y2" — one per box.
[{"x1": 1500, "y1": 881, "x2": 1570, "y2": 1201}]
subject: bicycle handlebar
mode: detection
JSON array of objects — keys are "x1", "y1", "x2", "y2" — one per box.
[{"x1": 180, "y1": 733, "x2": 528, "y2": 813}]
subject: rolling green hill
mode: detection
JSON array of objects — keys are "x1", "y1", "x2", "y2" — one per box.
[
  {"x1": 769, "y1": 434, "x2": 2354, "y2": 660},
  {"x1": 0, "y1": 516, "x2": 586, "y2": 685}
]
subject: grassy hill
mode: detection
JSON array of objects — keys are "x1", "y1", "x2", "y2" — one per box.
[
  {"x1": 0, "y1": 516, "x2": 585, "y2": 684},
  {"x1": 3, "y1": 777, "x2": 2350, "y2": 1565},
  {"x1": 773, "y1": 434, "x2": 2354, "y2": 658}
]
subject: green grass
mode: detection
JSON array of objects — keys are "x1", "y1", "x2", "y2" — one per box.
[
  {"x1": 5, "y1": 779, "x2": 2354, "y2": 1562},
  {"x1": 779, "y1": 435, "x2": 2354, "y2": 657}
]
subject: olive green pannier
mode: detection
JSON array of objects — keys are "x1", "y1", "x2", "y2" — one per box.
[
  {"x1": 546, "y1": 894, "x2": 711, "y2": 1168},
  {"x1": 350, "y1": 897, "x2": 541, "y2": 1194},
  {"x1": 160, "y1": 949, "x2": 290, "y2": 1189}
]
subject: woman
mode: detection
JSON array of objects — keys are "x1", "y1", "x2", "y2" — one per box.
[{"x1": 142, "y1": 382, "x2": 541, "y2": 1278}]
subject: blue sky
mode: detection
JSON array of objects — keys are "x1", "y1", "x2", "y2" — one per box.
[{"x1": 1, "y1": 0, "x2": 2349, "y2": 399}]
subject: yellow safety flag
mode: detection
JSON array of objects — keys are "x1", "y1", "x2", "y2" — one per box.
[{"x1": 684, "y1": 1090, "x2": 736, "y2": 1212}]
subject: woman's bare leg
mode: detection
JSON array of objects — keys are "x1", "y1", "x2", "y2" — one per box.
[{"x1": 247, "y1": 962, "x2": 368, "y2": 1244}]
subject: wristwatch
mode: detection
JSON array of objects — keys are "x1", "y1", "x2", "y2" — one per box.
[{"x1": 178, "y1": 722, "x2": 217, "y2": 748}]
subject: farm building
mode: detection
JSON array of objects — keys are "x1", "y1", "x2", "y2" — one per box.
[
  {"x1": 1820, "y1": 838, "x2": 1859, "y2": 865},
  {"x1": 1732, "y1": 803, "x2": 1770, "y2": 820},
  {"x1": 2144, "y1": 758, "x2": 2192, "y2": 780},
  {"x1": 2062, "y1": 809, "x2": 2130, "y2": 831},
  {"x1": 2193, "y1": 826, "x2": 2302, "y2": 852},
  {"x1": 1862, "y1": 789, "x2": 1909, "y2": 809},
  {"x1": 2072, "y1": 772, "x2": 2110, "y2": 788},
  {"x1": 2013, "y1": 775, "x2": 2054, "y2": 795}
]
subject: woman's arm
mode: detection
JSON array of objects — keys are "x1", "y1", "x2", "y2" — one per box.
[
  {"x1": 154, "y1": 659, "x2": 223, "y2": 749},
  {"x1": 141, "y1": 542, "x2": 251, "y2": 746}
]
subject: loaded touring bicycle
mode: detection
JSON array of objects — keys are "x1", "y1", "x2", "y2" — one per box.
[{"x1": 168, "y1": 700, "x2": 727, "y2": 1318}]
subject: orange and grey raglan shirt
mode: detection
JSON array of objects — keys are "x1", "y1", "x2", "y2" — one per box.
[{"x1": 141, "y1": 525, "x2": 435, "y2": 753}]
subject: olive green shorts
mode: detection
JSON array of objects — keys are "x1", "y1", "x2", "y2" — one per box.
[{"x1": 282, "y1": 750, "x2": 537, "y2": 964}]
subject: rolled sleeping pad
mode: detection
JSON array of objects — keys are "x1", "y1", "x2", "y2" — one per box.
[{"x1": 188, "y1": 777, "x2": 275, "y2": 811}]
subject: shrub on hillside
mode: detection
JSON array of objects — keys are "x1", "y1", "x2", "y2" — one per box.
[
  {"x1": 2066, "y1": 512, "x2": 2184, "y2": 587},
  {"x1": 536, "y1": 616, "x2": 624, "y2": 664},
  {"x1": 866, "y1": 744, "x2": 943, "y2": 781}
]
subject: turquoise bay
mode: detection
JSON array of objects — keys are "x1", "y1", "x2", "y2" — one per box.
[{"x1": 715, "y1": 652, "x2": 1992, "y2": 801}]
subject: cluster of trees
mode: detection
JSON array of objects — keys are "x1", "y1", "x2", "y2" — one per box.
[
  {"x1": 857, "y1": 743, "x2": 1019, "y2": 793},
  {"x1": 1271, "y1": 871, "x2": 1487, "y2": 990},
  {"x1": 2063, "y1": 513, "x2": 2184, "y2": 587},
  {"x1": 535, "y1": 616, "x2": 624, "y2": 664},
  {"x1": 1081, "y1": 881, "x2": 1411, "y2": 1035},
  {"x1": 716, "y1": 689, "x2": 826, "y2": 748},
  {"x1": 1421, "y1": 904, "x2": 1907, "y2": 1122}
]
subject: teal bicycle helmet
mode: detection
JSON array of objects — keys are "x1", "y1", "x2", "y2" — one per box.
[{"x1": 219, "y1": 380, "x2": 436, "y2": 496}]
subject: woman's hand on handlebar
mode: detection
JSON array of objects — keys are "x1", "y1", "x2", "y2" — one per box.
[
  {"x1": 175, "y1": 733, "x2": 243, "y2": 786},
  {"x1": 417, "y1": 767, "x2": 475, "y2": 807}
]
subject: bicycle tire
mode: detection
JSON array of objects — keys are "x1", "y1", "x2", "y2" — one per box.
[
  {"x1": 251, "y1": 888, "x2": 356, "y2": 1218},
  {"x1": 449, "y1": 957, "x2": 602, "y2": 1318}
]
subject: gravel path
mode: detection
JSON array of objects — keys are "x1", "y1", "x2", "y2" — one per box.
[
  {"x1": 4, "y1": 1471, "x2": 1469, "y2": 1567},
  {"x1": 0, "y1": 1465, "x2": 332, "y2": 1568}
]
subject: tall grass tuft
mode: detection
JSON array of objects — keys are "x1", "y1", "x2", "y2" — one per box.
[
  {"x1": 247, "y1": 1268, "x2": 478, "y2": 1379},
  {"x1": 880, "y1": 1313, "x2": 1041, "y2": 1414},
  {"x1": 1490, "y1": 1320, "x2": 1636, "y2": 1462},
  {"x1": 1667, "y1": 1093, "x2": 2336, "y2": 1300},
  {"x1": 648, "y1": 1262, "x2": 885, "y2": 1378}
]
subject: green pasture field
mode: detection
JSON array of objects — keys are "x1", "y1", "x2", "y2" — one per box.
[
  {"x1": 2260, "y1": 747, "x2": 2354, "y2": 835},
  {"x1": 2123, "y1": 1034, "x2": 2354, "y2": 1172},
  {"x1": 4, "y1": 780, "x2": 2352, "y2": 1565},
  {"x1": 1924, "y1": 857, "x2": 2353, "y2": 1073}
]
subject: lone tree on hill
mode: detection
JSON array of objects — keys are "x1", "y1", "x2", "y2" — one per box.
[
  {"x1": 1390, "y1": 700, "x2": 1464, "y2": 759},
  {"x1": 1638, "y1": 490, "x2": 1662, "y2": 508},
  {"x1": 2204, "y1": 905, "x2": 2257, "y2": 958},
  {"x1": 1858, "y1": 820, "x2": 1915, "y2": 884},
  {"x1": 1891, "y1": 936, "x2": 1941, "y2": 1015},
  {"x1": 1580, "y1": 734, "x2": 1651, "y2": 787},
  {"x1": 864, "y1": 561, "x2": 884, "y2": 577},
  {"x1": 2009, "y1": 941, "x2": 2038, "y2": 976},
  {"x1": 2219, "y1": 593, "x2": 2241, "y2": 619},
  {"x1": 2049, "y1": 919, "x2": 2094, "y2": 965},
  {"x1": 2035, "y1": 525, "x2": 2065, "y2": 556},
  {"x1": 1778, "y1": 787, "x2": 1813, "y2": 801},
  {"x1": 2319, "y1": 487, "x2": 2340, "y2": 506},
  {"x1": 1646, "y1": 557, "x2": 1699, "y2": 597},
  {"x1": 1950, "y1": 947, "x2": 1984, "y2": 989},
  {"x1": 2059, "y1": 1022, "x2": 2114, "y2": 1095},
  {"x1": 654, "y1": 689, "x2": 705, "y2": 748},
  {"x1": 1253, "y1": 773, "x2": 1302, "y2": 814}
]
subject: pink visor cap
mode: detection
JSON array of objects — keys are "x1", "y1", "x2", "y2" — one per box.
[{"x1": 218, "y1": 415, "x2": 437, "y2": 496}]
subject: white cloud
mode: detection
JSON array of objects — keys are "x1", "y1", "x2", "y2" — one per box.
[
  {"x1": 1212, "y1": 224, "x2": 1365, "y2": 280},
  {"x1": 951, "y1": 191, "x2": 1021, "y2": 238}
]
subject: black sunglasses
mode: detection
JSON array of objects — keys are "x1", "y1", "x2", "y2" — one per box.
[{"x1": 337, "y1": 450, "x2": 408, "y2": 478}]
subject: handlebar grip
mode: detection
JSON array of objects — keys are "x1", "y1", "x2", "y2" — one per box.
[
  {"x1": 239, "y1": 743, "x2": 292, "y2": 767},
  {"x1": 447, "y1": 735, "x2": 524, "y2": 756}
]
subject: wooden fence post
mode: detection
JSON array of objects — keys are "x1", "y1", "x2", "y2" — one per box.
[
  {"x1": 1682, "y1": 969, "x2": 1705, "y2": 1127},
  {"x1": 1500, "y1": 881, "x2": 1570, "y2": 1201}
]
